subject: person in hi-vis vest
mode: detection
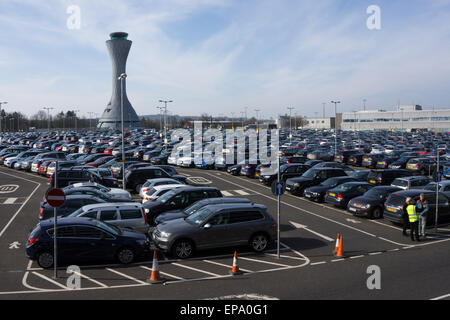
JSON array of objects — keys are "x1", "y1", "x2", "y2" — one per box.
[{"x1": 406, "y1": 197, "x2": 420, "y2": 242}]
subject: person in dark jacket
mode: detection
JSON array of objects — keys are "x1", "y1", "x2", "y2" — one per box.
[
  {"x1": 402, "y1": 201, "x2": 409, "y2": 236},
  {"x1": 416, "y1": 193, "x2": 429, "y2": 238}
]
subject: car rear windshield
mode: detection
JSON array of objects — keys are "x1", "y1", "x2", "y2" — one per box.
[
  {"x1": 367, "y1": 172, "x2": 380, "y2": 180},
  {"x1": 386, "y1": 194, "x2": 406, "y2": 207},
  {"x1": 392, "y1": 179, "x2": 408, "y2": 187}
]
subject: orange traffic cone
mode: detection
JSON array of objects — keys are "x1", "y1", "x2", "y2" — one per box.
[
  {"x1": 334, "y1": 233, "x2": 340, "y2": 254},
  {"x1": 335, "y1": 235, "x2": 345, "y2": 258},
  {"x1": 229, "y1": 251, "x2": 244, "y2": 276},
  {"x1": 147, "y1": 250, "x2": 165, "y2": 284}
]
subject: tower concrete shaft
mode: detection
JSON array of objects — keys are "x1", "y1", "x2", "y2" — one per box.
[{"x1": 98, "y1": 32, "x2": 141, "y2": 129}]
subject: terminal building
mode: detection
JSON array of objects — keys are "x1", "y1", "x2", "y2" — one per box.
[{"x1": 341, "y1": 105, "x2": 450, "y2": 132}]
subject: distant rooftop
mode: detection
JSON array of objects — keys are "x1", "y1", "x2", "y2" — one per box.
[{"x1": 110, "y1": 32, "x2": 128, "y2": 40}]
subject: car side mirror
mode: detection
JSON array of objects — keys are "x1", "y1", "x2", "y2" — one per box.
[{"x1": 203, "y1": 223, "x2": 211, "y2": 229}]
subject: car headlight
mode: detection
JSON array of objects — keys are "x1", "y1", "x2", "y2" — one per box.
[
  {"x1": 264, "y1": 176, "x2": 271, "y2": 179},
  {"x1": 294, "y1": 183, "x2": 300, "y2": 187},
  {"x1": 158, "y1": 231, "x2": 171, "y2": 240},
  {"x1": 364, "y1": 204, "x2": 371, "y2": 209}
]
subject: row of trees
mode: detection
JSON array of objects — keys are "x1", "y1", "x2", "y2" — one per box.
[{"x1": 0, "y1": 109, "x2": 307, "y2": 132}]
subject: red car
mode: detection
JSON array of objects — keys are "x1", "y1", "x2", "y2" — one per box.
[{"x1": 39, "y1": 160, "x2": 52, "y2": 176}]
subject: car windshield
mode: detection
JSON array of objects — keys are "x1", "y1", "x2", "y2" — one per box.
[
  {"x1": 66, "y1": 207, "x2": 85, "y2": 217},
  {"x1": 302, "y1": 169, "x2": 317, "y2": 179},
  {"x1": 363, "y1": 188, "x2": 387, "y2": 200},
  {"x1": 183, "y1": 201, "x2": 207, "y2": 216},
  {"x1": 157, "y1": 189, "x2": 177, "y2": 204},
  {"x1": 334, "y1": 184, "x2": 355, "y2": 192},
  {"x1": 185, "y1": 207, "x2": 213, "y2": 225},
  {"x1": 392, "y1": 179, "x2": 408, "y2": 187},
  {"x1": 321, "y1": 178, "x2": 338, "y2": 187},
  {"x1": 423, "y1": 183, "x2": 439, "y2": 191}
]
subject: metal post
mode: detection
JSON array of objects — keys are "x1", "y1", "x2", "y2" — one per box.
[
  {"x1": 277, "y1": 152, "x2": 280, "y2": 259},
  {"x1": 435, "y1": 140, "x2": 439, "y2": 233},
  {"x1": 53, "y1": 160, "x2": 58, "y2": 279},
  {"x1": 119, "y1": 75, "x2": 126, "y2": 190},
  {"x1": 331, "y1": 101, "x2": 340, "y2": 158}
]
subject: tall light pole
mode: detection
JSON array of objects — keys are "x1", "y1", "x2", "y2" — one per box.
[
  {"x1": 118, "y1": 73, "x2": 127, "y2": 190},
  {"x1": 156, "y1": 106, "x2": 163, "y2": 133},
  {"x1": 254, "y1": 109, "x2": 260, "y2": 133},
  {"x1": 73, "y1": 110, "x2": 80, "y2": 131},
  {"x1": 43, "y1": 107, "x2": 54, "y2": 134},
  {"x1": 363, "y1": 99, "x2": 367, "y2": 111},
  {"x1": 0, "y1": 102, "x2": 7, "y2": 133},
  {"x1": 159, "y1": 100, "x2": 173, "y2": 150},
  {"x1": 287, "y1": 107, "x2": 294, "y2": 143},
  {"x1": 331, "y1": 101, "x2": 341, "y2": 157}
]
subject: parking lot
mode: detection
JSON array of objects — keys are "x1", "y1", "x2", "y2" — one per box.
[{"x1": 1, "y1": 127, "x2": 450, "y2": 300}]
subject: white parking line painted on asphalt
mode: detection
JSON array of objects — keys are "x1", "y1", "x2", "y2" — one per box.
[
  {"x1": 221, "y1": 191, "x2": 233, "y2": 197},
  {"x1": 263, "y1": 253, "x2": 308, "y2": 261},
  {"x1": 431, "y1": 293, "x2": 450, "y2": 300},
  {"x1": 289, "y1": 221, "x2": 334, "y2": 242},
  {"x1": 350, "y1": 255, "x2": 365, "y2": 259},
  {"x1": 202, "y1": 259, "x2": 253, "y2": 273},
  {"x1": 105, "y1": 268, "x2": 148, "y2": 285},
  {"x1": 206, "y1": 293, "x2": 280, "y2": 300},
  {"x1": 368, "y1": 252, "x2": 383, "y2": 256},
  {"x1": 238, "y1": 256, "x2": 290, "y2": 267},
  {"x1": 234, "y1": 190, "x2": 250, "y2": 195},
  {"x1": 0, "y1": 171, "x2": 41, "y2": 238},
  {"x1": 3, "y1": 198, "x2": 17, "y2": 204},
  {"x1": 31, "y1": 272, "x2": 68, "y2": 290},
  {"x1": 73, "y1": 271, "x2": 109, "y2": 288},
  {"x1": 310, "y1": 261, "x2": 327, "y2": 266},
  {"x1": 171, "y1": 262, "x2": 223, "y2": 277},
  {"x1": 331, "y1": 259, "x2": 345, "y2": 262}
]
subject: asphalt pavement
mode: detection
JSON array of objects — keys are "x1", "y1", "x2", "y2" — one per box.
[{"x1": 0, "y1": 166, "x2": 449, "y2": 300}]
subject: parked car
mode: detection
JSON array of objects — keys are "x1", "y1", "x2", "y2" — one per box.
[
  {"x1": 406, "y1": 158, "x2": 436, "y2": 176},
  {"x1": 324, "y1": 182, "x2": 374, "y2": 208},
  {"x1": 26, "y1": 217, "x2": 150, "y2": 268},
  {"x1": 422, "y1": 181, "x2": 450, "y2": 197},
  {"x1": 67, "y1": 202, "x2": 150, "y2": 234},
  {"x1": 143, "y1": 186, "x2": 223, "y2": 224},
  {"x1": 391, "y1": 176, "x2": 432, "y2": 190},
  {"x1": 303, "y1": 176, "x2": 357, "y2": 203},
  {"x1": 139, "y1": 178, "x2": 184, "y2": 198},
  {"x1": 142, "y1": 184, "x2": 185, "y2": 203},
  {"x1": 64, "y1": 182, "x2": 132, "y2": 200},
  {"x1": 350, "y1": 170, "x2": 371, "y2": 181},
  {"x1": 362, "y1": 153, "x2": 385, "y2": 169},
  {"x1": 124, "y1": 166, "x2": 187, "y2": 193},
  {"x1": 347, "y1": 186, "x2": 402, "y2": 219},
  {"x1": 388, "y1": 156, "x2": 417, "y2": 169},
  {"x1": 152, "y1": 203, "x2": 276, "y2": 259},
  {"x1": 384, "y1": 190, "x2": 450, "y2": 225},
  {"x1": 258, "y1": 164, "x2": 311, "y2": 186},
  {"x1": 39, "y1": 195, "x2": 107, "y2": 220},
  {"x1": 50, "y1": 168, "x2": 120, "y2": 188},
  {"x1": 285, "y1": 168, "x2": 348, "y2": 196},
  {"x1": 367, "y1": 169, "x2": 412, "y2": 186},
  {"x1": 154, "y1": 197, "x2": 252, "y2": 225}
]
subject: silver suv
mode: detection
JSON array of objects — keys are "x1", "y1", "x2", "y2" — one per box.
[
  {"x1": 67, "y1": 202, "x2": 149, "y2": 234},
  {"x1": 391, "y1": 176, "x2": 432, "y2": 190},
  {"x1": 152, "y1": 203, "x2": 276, "y2": 259}
]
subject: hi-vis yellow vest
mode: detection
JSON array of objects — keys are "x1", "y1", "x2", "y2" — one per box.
[{"x1": 407, "y1": 205, "x2": 418, "y2": 223}]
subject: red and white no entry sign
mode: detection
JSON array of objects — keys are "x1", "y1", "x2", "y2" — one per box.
[{"x1": 46, "y1": 188, "x2": 66, "y2": 208}]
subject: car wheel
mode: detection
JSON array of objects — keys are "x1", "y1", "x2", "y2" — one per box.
[
  {"x1": 37, "y1": 251, "x2": 54, "y2": 269},
  {"x1": 135, "y1": 184, "x2": 142, "y2": 194},
  {"x1": 172, "y1": 239, "x2": 194, "y2": 259},
  {"x1": 117, "y1": 247, "x2": 135, "y2": 264},
  {"x1": 250, "y1": 233, "x2": 269, "y2": 252},
  {"x1": 371, "y1": 207, "x2": 382, "y2": 219}
]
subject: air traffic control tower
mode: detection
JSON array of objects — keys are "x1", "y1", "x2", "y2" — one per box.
[{"x1": 97, "y1": 32, "x2": 142, "y2": 129}]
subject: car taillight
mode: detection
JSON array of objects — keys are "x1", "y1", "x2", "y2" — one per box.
[
  {"x1": 325, "y1": 191, "x2": 328, "y2": 195},
  {"x1": 50, "y1": 174, "x2": 54, "y2": 184},
  {"x1": 142, "y1": 188, "x2": 150, "y2": 193},
  {"x1": 40, "y1": 208, "x2": 44, "y2": 216},
  {"x1": 337, "y1": 193, "x2": 343, "y2": 199},
  {"x1": 272, "y1": 220, "x2": 277, "y2": 228},
  {"x1": 405, "y1": 182, "x2": 409, "y2": 189},
  {"x1": 28, "y1": 238, "x2": 39, "y2": 245}
]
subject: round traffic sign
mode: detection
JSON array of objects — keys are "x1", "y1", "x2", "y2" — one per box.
[{"x1": 46, "y1": 188, "x2": 66, "y2": 208}]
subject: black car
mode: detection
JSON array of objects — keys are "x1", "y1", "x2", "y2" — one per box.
[
  {"x1": 335, "y1": 150, "x2": 364, "y2": 164},
  {"x1": 26, "y1": 218, "x2": 150, "y2": 268},
  {"x1": 375, "y1": 156, "x2": 401, "y2": 169},
  {"x1": 143, "y1": 186, "x2": 223, "y2": 224},
  {"x1": 154, "y1": 197, "x2": 251, "y2": 225},
  {"x1": 124, "y1": 166, "x2": 187, "y2": 193},
  {"x1": 285, "y1": 168, "x2": 348, "y2": 196},
  {"x1": 303, "y1": 176, "x2": 357, "y2": 203},
  {"x1": 367, "y1": 169, "x2": 412, "y2": 186},
  {"x1": 39, "y1": 195, "x2": 107, "y2": 220},
  {"x1": 350, "y1": 170, "x2": 371, "y2": 181},
  {"x1": 347, "y1": 186, "x2": 402, "y2": 219},
  {"x1": 362, "y1": 153, "x2": 385, "y2": 169},
  {"x1": 384, "y1": 190, "x2": 450, "y2": 225},
  {"x1": 259, "y1": 164, "x2": 311, "y2": 186},
  {"x1": 50, "y1": 168, "x2": 119, "y2": 188},
  {"x1": 324, "y1": 182, "x2": 374, "y2": 208},
  {"x1": 388, "y1": 156, "x2": 417, "y2": 169}
]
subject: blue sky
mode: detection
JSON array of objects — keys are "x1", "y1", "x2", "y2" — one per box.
[{"x1": 1, "y1": 0, "x2": 450, "y2": 119}]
